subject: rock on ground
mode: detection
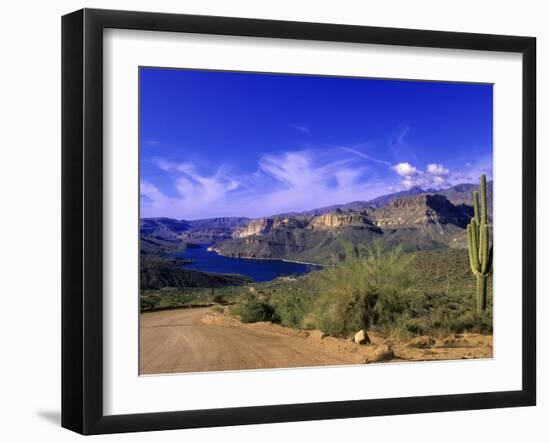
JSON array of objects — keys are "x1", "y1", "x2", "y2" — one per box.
[{"x1": 354, "y1": 329, "x2": 371, "y2": 345}]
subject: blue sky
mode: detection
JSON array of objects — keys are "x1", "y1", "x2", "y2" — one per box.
[{"x1": 140, "y1": 68, "x2": 493, "y2": 220}]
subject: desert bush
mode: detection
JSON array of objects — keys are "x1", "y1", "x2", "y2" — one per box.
[
  {"x1": 403, "y1": 317, "x2": 431, "y2": 335},
  {"x1": 365, "y1": 241, "x2": 414, "y2": 326},
  {"x1": 220, "y1": 247, "x2": 493, "y2": 338},
  {"x1": 310, "y1": 241, "x2": 413, "y2": 337},
  {"x1": 370, "y1": 289, "x2": 494, "y2": 338},
  {"x1": 231, "y1": 294, "x2": 278, "y2": 323},
  {"x1": 212, "y1": 293, "x2": 226, "y2": 304},
  {"x1": 271, "y1": 290, "x2": 315, "y2": 328}
]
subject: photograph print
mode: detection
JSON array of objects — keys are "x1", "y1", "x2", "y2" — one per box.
[{"x1": 139, "y1": 68, "x2": 493, "y2": 375}]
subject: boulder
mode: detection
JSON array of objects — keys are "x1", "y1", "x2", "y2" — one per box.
[{"x1": 354, "y1": 329, "x2": 371, "y2": 345}]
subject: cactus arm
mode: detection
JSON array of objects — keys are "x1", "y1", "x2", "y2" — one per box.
[
  {"x1": 473, "y1": 191, "x2": 480, "y2": 225},
  {"x1": 470, "y1": 218, "x2": 480, "y2": 262},
  {"x1": 480, "y1": 175, "x2": 487, "y2": 225},
  {"x1": 467, "y1": 224, "x2": 481, "y2": 275},
  {"x1": 480, "y1": 223, "x2": 489, "y2": 274},
  {"x1": 468, "y1": 174, "x2": 492, "y2": 315},
  {"x1": 471, "y1": 224, "x2": 480, "y2": 270},
  {"x1": 488, "y1": 245, "x2": 493, "y2": 274},
  {"x1": 467, "y1": 224, "x2": 473, "y2": 268},
  {"x1": 486, "y1": 245, "x2": 493, "y2": 275}
]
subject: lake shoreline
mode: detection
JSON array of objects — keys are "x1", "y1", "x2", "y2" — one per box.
[
  {"x1": 179, "y1": 245, "x2": 322, "y2": 282},
  {"x1": 206, "y1": 246, "x2": 325, "y2": 267}
]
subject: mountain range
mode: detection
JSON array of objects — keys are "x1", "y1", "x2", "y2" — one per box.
[{"x1": 140, "y1": 181, "x2": 493, "y2": 265}]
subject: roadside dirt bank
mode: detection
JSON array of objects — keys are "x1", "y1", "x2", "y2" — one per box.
[{"x1": 140, "y1": 307, "x2": 492, "y2": 374}]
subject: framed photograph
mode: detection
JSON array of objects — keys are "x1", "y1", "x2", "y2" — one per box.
[{"x1": 62, "y1": 8, "x2": 536, "y2": 435}]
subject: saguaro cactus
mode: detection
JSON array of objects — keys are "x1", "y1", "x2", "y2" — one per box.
[{"x1": 467, "y1": 174, "x2": 493, "y2": 314}]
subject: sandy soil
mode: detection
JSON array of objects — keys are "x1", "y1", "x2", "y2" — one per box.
[
  {"x1": 140, "y1": 308, "x2": 356, "y2": 374},
  {"x1": 140, "y1": 307, "x2": 493, "y2": 375}
]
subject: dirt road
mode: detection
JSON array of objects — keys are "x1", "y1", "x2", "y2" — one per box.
[{"x1": 140, "y1": 308, "x2": 357, "y2": 374}]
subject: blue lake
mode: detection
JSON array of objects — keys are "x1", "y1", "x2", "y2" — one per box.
[{"x1": 181, "y1": 246, "x2": 321, "y2": 282}]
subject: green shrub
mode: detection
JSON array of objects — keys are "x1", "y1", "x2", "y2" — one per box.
[
  {"x1": 404, "y1": 318, "x2": 431, "y2": 335},
  {"x1": 232, "y1": 294, "x2": 278, "y2": 323},
  {"x1": 370, "y1": 289, "x2": 494, "y2": 338},
  {"x1": 271, "y1": 291, "x2": 314, "y2": 328},
  {"x1": 212, "y1": 293, "x2": 226, "y2": 304},
  {"x1": 310, "y1": 241, "x2": 413, "y2": 337}
]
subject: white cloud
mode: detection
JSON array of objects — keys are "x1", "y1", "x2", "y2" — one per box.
[
  {"x1": 140, "y1": 181, "x2": 167, "y2": 203},
  {"x1": 254, "y1": 150, "x2": 381, "y2": 214},
  {"x1": 141, "y1": 149, "x2": 390, "y2": 219},
  {"x1": 393, "y1": 162, "x2": 418, "y2": 177},
  {"x1": 401, "y1": 178, "x2": 415, "y2": 190},
  {"x1": 392, "y1": 162, "x2": 446, "y2": 190},
  {"x1": 141, "y1": 149, "x2": 493, "y2": 219},
  {"x1": 427, "y1": 163, "x2": 450, "y2": 175},
  {"x1": 432, "y1": 175, "x2": 446, "y2": 186},
  {"x1": 259, "y1": 152, "x2": 315, "y2": 190},
  {"x1": 392, "y1": 158, "x2": 492, "y2": 190},
  {"x1": 141, "y1": 159, "x2": 246, "y2": 218}
]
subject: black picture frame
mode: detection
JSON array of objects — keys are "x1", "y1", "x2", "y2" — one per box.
[{"x1": 62, "y1": 8, "x2": 537, "y2": 435}]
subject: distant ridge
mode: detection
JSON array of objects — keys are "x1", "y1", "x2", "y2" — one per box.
[
  {"x1": 276, "y1": 181, "x2": 492, "y2": 217},
  {"x1": 140, "y1": 217, "x2": 250, "y2": 255}
]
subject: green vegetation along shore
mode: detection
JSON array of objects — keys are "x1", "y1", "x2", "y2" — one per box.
[{"x1": 141, "y1": 247, "x2": 492, "y2": 338}]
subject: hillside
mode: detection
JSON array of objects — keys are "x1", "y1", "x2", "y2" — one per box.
[
  {"x1": 438, "y1": 182, "x2": 493, "y2": 216},
  {"x1": 213, "y1": 193, "x2": 475, "y2": 264},
  {"x1": 140, "y1": 256, "x2": 252, "y2": 290},
  {"x1": 140, "y1": 235, "x2": 189, "y2": 257},
  {"x1": 275, "y1": 181, "x2": 492, "y2": 217},
  {"x1": 140, "y1": 216, "x2": 249, "y2": 254}
]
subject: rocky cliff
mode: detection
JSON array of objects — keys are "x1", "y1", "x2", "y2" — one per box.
[
  {"x1": 212, "y1": 193, "x2": 476, "y2": 264},
  {"x1": 309, "y1": 209, "x2": 377, "y2": 230},
  {"x1": 372, "y1": 194, "x2": 470, "y2": 229},
  {"x1": 233, "y1": 216, "x2": 310, "y2": 238}
]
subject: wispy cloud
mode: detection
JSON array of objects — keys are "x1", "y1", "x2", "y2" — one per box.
[
  {"x1": 141, "y1": 181, "x2": 168, "y2": 204},
  {"x1": 143, "y1": 139, "x2": 160, "y2": 147},
  {"x1": 140, "y1": 149, "x2": 391, "y2": 219},
  {"x1": 389, "y1": 124, "x2": 418, "y2": 164},
  {"x1": 338, "y1": 146, "x2": 393, "y2": 167},
  {"x1": 141, "y1": 142, "x2": 493, "y2": 219},
  {"x1": 290, "y1": 124, "x2": 310, "y2": 134},
  {"x1": 395, "y1": 125, "x2": 410, "y2": 145}
]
